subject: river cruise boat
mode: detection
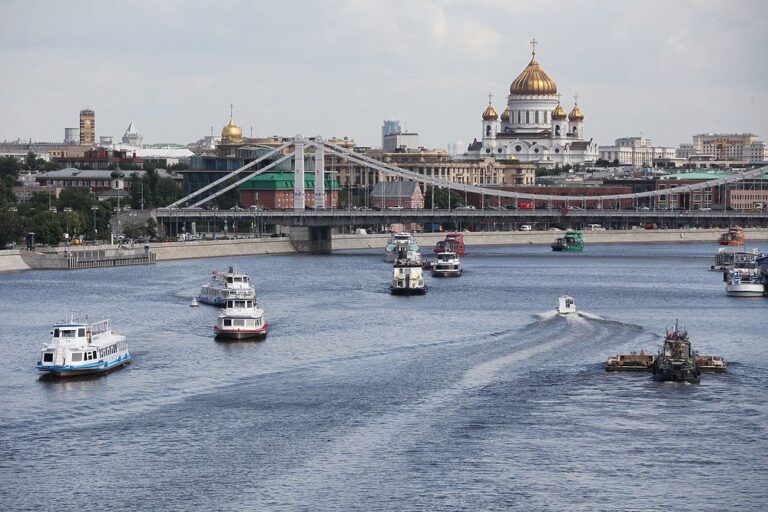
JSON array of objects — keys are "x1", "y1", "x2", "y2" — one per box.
[
  {"x1": 37, "y1": 317, "x2": 131, "y2": 378},
  {"x1": 385, "y1": 232, "x2": 419, "y2": 262},
  {"x1": 214, "y1": 298, "x2": 268, "y2": 340},
  {"x1": 652, "y1": 322, "x2": 700, "y2": 383},
  {"x1": 551, "y1": 230, "x2": 584, "y2": 252},
  {"x1": 434, "y1": 232, "x2": 465, "y2": 256},
  {"x1": 725, "y1": 268, "x2": 765, "y2": 297},
  {"x1": 198, "y1": 266, "x2": 256, "y2": 306},
  {"x1": 432, "y1": 251, "x2": 463, "y2": 277},
  {"x1": 556, "y1": 295, "x2": 577, "y2": 315},
  {"x1": 390, "y1": 246, "x2": 427, "y2": 295},
  {"x1": 719, "y1": 227, "x2": 745, "y2": 247}
]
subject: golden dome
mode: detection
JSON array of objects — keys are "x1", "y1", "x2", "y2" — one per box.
[
  {"x1": 510, "y1": 48, "x2": 558, "y2": 96},
  {"x1": 221, "y1": 117, "x2": 242, "y2": 142},
  {"x1": 568, "y1": 104, "x2": 584, "y2": 122},
  {"x1": 482, "y1": 103, "x2": 498, "y2": 121},
  {"x1": 552, "y1": 104, "x2": 567, "y2": 121},
  {"x1": 501, "y1": 106, "x2": 510, "y2": 122}
]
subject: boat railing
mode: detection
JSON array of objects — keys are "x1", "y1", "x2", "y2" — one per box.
[{"x1": 88, "y1": 319, "x2": 110, "y2": 335}]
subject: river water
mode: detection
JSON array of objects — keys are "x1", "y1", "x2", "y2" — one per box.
[{"x1": 0, "y1": 242, "x2": 766, "y2": 511}]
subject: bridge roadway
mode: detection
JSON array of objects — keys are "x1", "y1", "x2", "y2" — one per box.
[{"x1": 156, "y1": 207, "x2": 768, "y2": 230}]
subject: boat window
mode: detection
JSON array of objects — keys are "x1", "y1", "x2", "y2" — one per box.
[
  {"x1": 53, "y1": 328, "x2": 60, "y2": 337},
  {"x1": 243, "y1": 277, "x2": 249, "y2": 283},
  {"x1": 233, "y1": 319, "x2": 245, "y2": 327},
  {"x1": 43, "y1": 352, "x2": 54, "y2": 362},
  {"x1": 92, "y1": 351, "x2": 97, "y2": 359},
  {"x1": 72, "y1": 353, "x2": 82, "y2": 362},
  {"x1": 62, "y1": 330, "x2": 76, "y2": 338},
  {"x1": 78, "y1": 328, "x2": 85, "y2": 337},
  {"x1": 224, "y1": 319, "x2": 232, "y2": 326},
  {"x1": 227, "y1": 277, "x2": 233, "y2": 284}
]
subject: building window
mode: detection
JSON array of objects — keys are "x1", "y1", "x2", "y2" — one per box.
[
  {"x1": 525, "y1": 111, "x2": 529, "y2": 124},
  {"x1": 515, "y1": 145, "x2": 522, "y2": 152}
]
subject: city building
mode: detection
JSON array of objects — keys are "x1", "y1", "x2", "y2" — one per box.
[
  {"x1": 676, "y1": 133, "x2": 768, "y2": 164},
  {"x1": 35, "y1": 167, "x2": 182, "y2": 197},
  {"x1": 466, "y1": 40, "x2": 598, "y2": 167},
  {"x1": 122, "y1": 121, "x2": 143, "y2": 146},
  {"x1": 598, "y1": 137, "x2": 677, "y2": 166},
  {"x1": 238, "y1": 172, "x2": 339, "y2": 209},
  {"x1": 370, "y1": 181, "x2": 424, "y2": 209},
  {"x1": 79, "y1": 109, "x2": 95, "y2": 145},
  {"x1": 381, "y1": 120, "x2": 419, "y2": 152},
  {"x1": 54, "y1": 148, "x2": 144, "y2": 170}
]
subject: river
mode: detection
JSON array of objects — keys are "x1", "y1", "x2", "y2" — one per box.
[{"x1": 1, "y1": 242, "x2": 766, "y2": 511}]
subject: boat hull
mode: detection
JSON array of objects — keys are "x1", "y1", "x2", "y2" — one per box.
[
  {"x1": 432, "y1": 269, "x2": 462, "y2": 277},
  {"x1": 214, "y1": 324, "x2": 269, "y2": 340},
  {"x1": 652, "y1": 367, "x2": 700, "y2": 384},
  {"x1": 552, "y1": 245, "x2": 583, "y2": 252},
  {"x1": 389, "y1": 286, "x2": 427, "y2": 295},
  {"x1": 725, "y1": 284, "x2": 765, "y2": 297},
  {"x1": 37, "y1": 354, "x2": 132, "y2": 378}
]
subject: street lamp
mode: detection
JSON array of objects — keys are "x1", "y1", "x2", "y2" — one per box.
[
  {"x1": 212, "y1": 206, "x2": 218, "y2": 240},
  {"x1": 91, "y1": 206, "x2": 99, "y2": 241},
  {"x1": 63, "y1": 207, "x2": 72, "y2": 246}
]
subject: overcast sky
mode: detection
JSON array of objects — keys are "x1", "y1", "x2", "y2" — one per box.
[{"x1": 1, "y1": 0, "x2": 766, "y2": 149}]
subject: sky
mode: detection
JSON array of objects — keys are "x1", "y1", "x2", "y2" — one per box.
[{"x1": 1, "y1": 0, "x2": 767, "y2": 150}]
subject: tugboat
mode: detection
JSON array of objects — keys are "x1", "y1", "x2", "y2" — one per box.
[
  {"x1": 652, "y1": 321, "x2": 701, "y2": 383},
  {"x1": 36, "y1": 316, "x2": 131, "y2": 378},
  {"x1": 390, "y1": 245, "x2": 427, "y2": 295},
  {"x1": 551, "y1": 230, "x2": 584, "y2": 252},
  {"x1": 214, "y1": 297, "x2": 268, "y2": 340},
  {"x1": 719, "y1": 227, "x2": 745, "y2": 247},
  {"x1": 431, "y1": 251, "x2": 463, "y2": 277},
  {"x1": 198, "y1": 266, "x2": 256, "y2": 306},
  {"x1": 556, "y1": 295, "x2": 577, "y2": 315}
]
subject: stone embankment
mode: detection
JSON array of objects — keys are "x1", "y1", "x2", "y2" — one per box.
[{"x1": 2, "y1": 228, "x2": 767, "y2": 273}]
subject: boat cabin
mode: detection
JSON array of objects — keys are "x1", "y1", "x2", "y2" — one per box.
[{"x1": 225, "y1": 299, "x2": 256, "y2": 310}]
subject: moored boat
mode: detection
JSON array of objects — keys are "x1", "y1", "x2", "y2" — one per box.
[
  {"x1": 652, "y1": 321, "x2": 700, "y2": 383},
  {"x1": 36, "y1": 317, "x2": 131, "y2": 378},
  {"x1": 719, "y1": 227, "x2": 745, "y2": 247},
  {"x1": 725, "y1": 269, "x2": 764, "y2": 297},
  {"x1": 214, "y1": 298, "x2": 268, "y2": 340},
  {"x1": 198, "y1": 266, "x2": 255, "y2": 306},
  {"x1": 431, "y1": 251, "x2": 463, "y2": 277},
  {"x1": 551, "y1": 230, "x2": 583, "y2": 252}
]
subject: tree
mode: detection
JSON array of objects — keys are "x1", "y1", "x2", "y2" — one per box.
[
  {"x1": 425, "y1": 187, "x2": 463, "y2": 209},
  {"x1": 0, "y1": 156, "x2": 21, "y2": 208}
]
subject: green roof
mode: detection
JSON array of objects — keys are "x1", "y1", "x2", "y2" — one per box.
[
  {"x1": 660, "y1": 171, "x2": 731, "y2": 180},
  {"x1": 239, "y1": 171, "x2": 340, "y2": 191}
]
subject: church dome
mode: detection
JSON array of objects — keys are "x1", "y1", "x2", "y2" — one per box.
[
  {"x1": 482, "y1": 103, "x2": 498, "y2": 121},
  {"x1": 221, "y1": 118, "x2": 243, "y2": 141},
  {"x1": 568, "y1": 105, "x2": 584, "y2": 122},
  {"x1": 510, "y1": 49, "x2": 558, "y2": 96},
  {"x1": 501, "y1": 106, "x2": 510, "y2": 122},
  {"x1": 552, "y1": 104, "x2": 567, "y2": 121}
]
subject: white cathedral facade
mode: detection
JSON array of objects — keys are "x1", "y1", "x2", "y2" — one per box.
[{"x1": 467, "y1": 41, "x2": 598, "y2": 168}]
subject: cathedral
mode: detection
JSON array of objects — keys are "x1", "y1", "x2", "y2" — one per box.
[{"x1": 468, "y1": 40, "x2": 598, "y2": 167}]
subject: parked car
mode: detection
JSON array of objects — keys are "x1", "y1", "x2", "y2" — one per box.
[{"x1": 520, "y1": 224, "x2": 533, "y2": 231}]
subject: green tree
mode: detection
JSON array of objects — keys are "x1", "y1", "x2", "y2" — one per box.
[
  {"x1": 0, "y1": 156, "x2": 21, "y2": 208},
  {"x1": 424, "y1": 187, "x2": 464, "y2": 209}
]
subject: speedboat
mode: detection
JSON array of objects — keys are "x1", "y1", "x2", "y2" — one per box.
[
  {"x1": 198, "y1": 266, "x2": 255, "y2": 306},
  {"x1": 214, "y1": 298, "x2": 268, "y2": 340},
  {"x1": 652, "y1": 321, "x2": 700, "y2": 383},
  {"x1": 390, "y1": 245, "x2": 427, "y2": 295},
  {"x1": 557, "y1": 295, "x2": 577, "y2": 315},
  {"x1": 36, "y1": 317, "x2": 131, "y2": 378},
  {"x1": 190, "y1": 297, "x2": 199, "y2": 307},
  {"x1": 431, "y1": 251, "x2": 463, "y2": 277}
]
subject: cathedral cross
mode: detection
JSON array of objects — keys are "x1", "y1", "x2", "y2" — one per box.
[
  {"x1": 557, "y1": 93, "x2": 562, "y2": 104},
  {"x1": 573, "y1": 94, "x2": 579, "y2": 105},
  {"x1": 530, "y1": 38, "x2": 538, "y2": 56},
  {"x1": 488, "y1": 92, "x2": 493, "y2": 105},
  {"x1": 229, "y1": 103, "x2": 234, "y2": 118}
]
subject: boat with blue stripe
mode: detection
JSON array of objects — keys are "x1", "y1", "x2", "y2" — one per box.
[{"x1": 36, "y1": 317, "x2": 131, "y2": 378}]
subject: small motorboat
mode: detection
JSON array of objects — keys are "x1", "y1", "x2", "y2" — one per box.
[
  {"x1": 557, "y1": 295, "x2": 577, "y2": 315},
  {"x1": 190, "y1": 297, "x2": 199, "y2": 307}
]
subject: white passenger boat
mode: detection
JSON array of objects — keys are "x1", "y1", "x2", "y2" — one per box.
[
  {"x1": 213, "y1": 298, "x2": 269, "y2": 340},
  {"x1": 725, "y1": 269, "x2": 765, "y2": 297},
  {"x1": 384, "y1": 232, "x2": 419, "y2": 262},
  {"x1": 557, "y1": 295, "x2": 577, "y2": 315},
  {"x1": 198, "y1": 266, "x2": 255, "y2": 306},
  {"x1": 36, "y1": 317, "x2": 131, "y2": 377},
  {"x1": 431, "y1": 251, "x2": 463, "y2": 277},
  {"x1": 390, "y1": 246, "x2": 427, "y2": 295}
]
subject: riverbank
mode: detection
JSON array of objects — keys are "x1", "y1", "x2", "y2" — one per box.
[{"x1": 2, "y1": 228, "x2": 768, "y2": 273}]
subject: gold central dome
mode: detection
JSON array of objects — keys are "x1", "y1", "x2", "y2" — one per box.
[
  {"x1": 482, "y1": 103, "x2": 498, "y2": 121},
  {"x1": 221, "y1": 117, "x2": 242, "y2": 142},
  {"x1": 552, "y1": 104, "x2": 567, "y2": 121},
  {"x1": 510, "y1": 50, "x2": 558, "y2": 96}
]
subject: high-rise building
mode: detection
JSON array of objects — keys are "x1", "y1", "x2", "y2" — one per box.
[{"x1": 79, "y1": 109, "x2": 95, "y2": 145}]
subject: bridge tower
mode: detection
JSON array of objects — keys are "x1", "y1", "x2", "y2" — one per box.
[
  {"x1": 314, "y1": 137, "x2": 325, "y2": 208},
  {"x1": 293, "y1": 135, "x2": 305, "y2": 210}
]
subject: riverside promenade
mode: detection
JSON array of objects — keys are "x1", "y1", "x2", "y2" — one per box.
[{"x1": 2, "y1": 228, "x2": 768, "y2": 273}]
